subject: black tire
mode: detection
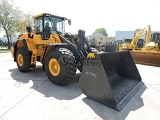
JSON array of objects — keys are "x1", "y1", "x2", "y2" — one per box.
[
  {"x1": 45, "y1": 48, "x2": 76, "y2": 85},
  {"x1": 16, "y1": 47, "x2": 31, "y2": 72}
]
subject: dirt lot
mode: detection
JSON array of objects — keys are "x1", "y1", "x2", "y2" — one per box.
[{"x1": 0, "y1": 53, "x2": 160, "y2": 120}]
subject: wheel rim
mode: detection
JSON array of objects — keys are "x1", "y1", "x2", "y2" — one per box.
[
  {"x1": 18, "y1": 54, "x2": 23, "y2": 66},
  {"x1": 49, "y1": 58, "x2": 60, "y2": 76}
]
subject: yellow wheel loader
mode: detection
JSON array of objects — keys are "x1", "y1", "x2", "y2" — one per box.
[
  {"x1": 117, "y1": 25, "x2": 160, "y2": 67},
  {"x1": 131, "y1": 32, "x2": 160, "y2": 66},
  {"x1": 105, "y1": 25, "x2": 160, "y2": 67},
  {"x1": 11, "y1": 13, "x2": 143, "y2": 111}
]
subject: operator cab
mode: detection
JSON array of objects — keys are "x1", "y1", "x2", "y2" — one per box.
[
  {"x1": 33, "y1": 13, "x2": 71, "y2": 40},
  {"x1": 151, "y1": 32, "x2": 160, "y2": 48}
]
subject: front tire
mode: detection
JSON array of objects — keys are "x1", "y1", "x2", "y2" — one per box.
[
  {"x1": 16, "y1": 47, "x2": 32, "y2": 72},
  {"x1": 45, "y1": 48, "x2": 76, "y2": 85}
]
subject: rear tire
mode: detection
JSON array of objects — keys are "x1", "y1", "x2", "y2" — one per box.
[
  {"x1": 45, "y1": 48, "x2": 76, "y2": 85},
  {"x1": 16, "y1": 47, "x2": 32, "y2": 72}
]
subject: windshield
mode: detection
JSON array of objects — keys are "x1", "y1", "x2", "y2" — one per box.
[
  {"x1": 44, "y1": 16, "x2": 65, "y2": 34},
  {"x1": 124, "y1": 39, "x2": 132, "y2": 43}
]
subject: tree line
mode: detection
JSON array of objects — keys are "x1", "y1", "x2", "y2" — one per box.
[{"x1": 0, "y1": 0, "x2": 33, "y2": 49}]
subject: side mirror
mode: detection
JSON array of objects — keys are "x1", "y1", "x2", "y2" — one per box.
[
  {"x1": 26, "y1": 26, "x2": 32, "y2": 32},
  {"x1": 68, "y1": 19, "x2": 71, "y2": 25}
]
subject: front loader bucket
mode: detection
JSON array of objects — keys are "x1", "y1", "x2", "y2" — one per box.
[{"x1": 79, "y1": 51, "x2": 143, "y2": 111}]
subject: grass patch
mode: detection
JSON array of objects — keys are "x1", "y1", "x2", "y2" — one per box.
[{"x1": 0, "y1": 49, "x2": 11, "y2": 53}]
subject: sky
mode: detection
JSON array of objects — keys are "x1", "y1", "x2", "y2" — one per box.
[{"x1": 6, "y1": 0, "x2": 160, "y2": 36}]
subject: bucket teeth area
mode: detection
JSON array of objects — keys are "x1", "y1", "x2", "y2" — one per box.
[{"x1": 131, "y1": 51, "x2": 160, "y2": 67}]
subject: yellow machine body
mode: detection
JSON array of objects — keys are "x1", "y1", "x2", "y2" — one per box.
[{"x1": 11, "y1": 13, "x2": 143, "y2": 111}]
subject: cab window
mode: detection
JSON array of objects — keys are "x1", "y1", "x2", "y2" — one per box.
[{"x1": 35, "y1": 17, "x2": 43, "y2": 34}]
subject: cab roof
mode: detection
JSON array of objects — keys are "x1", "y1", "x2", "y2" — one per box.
[{"x1": 33, "y1": 13, "x2": 68, "y2": 20}]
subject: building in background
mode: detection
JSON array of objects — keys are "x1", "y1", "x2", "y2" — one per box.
[{"x1": 88, "y1": 33, "x2": 115, "y2": 45}]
